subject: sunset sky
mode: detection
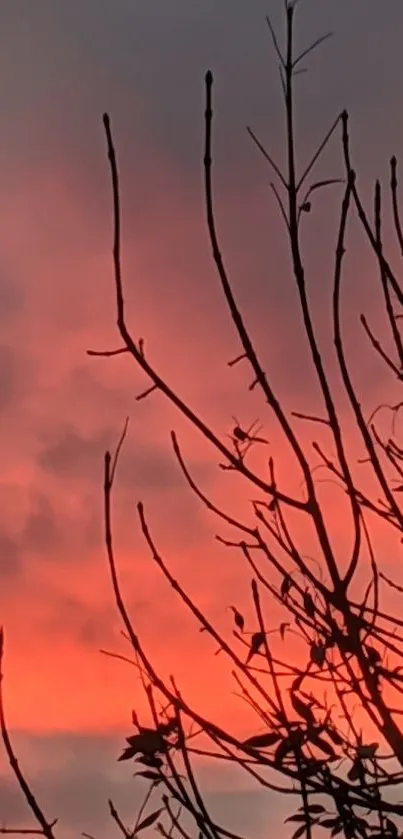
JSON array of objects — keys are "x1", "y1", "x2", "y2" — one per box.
[{"x1": 1, "y1": 1, "x2": 403, "y2": 837}]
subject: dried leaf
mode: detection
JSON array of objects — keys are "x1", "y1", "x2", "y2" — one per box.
[
  {"x1": 309, "y1": 733, "x2": 336, "y2": 758},
  {"x1": 133, "y1": 808, "x2": 164, "y2": 834},
  {"x1": 281, "y1": 576, "x2": 292, "y2": 599},
  {"x1": 347, "y1": 757, "x2": 363, "y2": 782},
  {"x1": 365, "y1": 645, "x2": 381, "y2": 665},
  {"x1": 385, "y1": 819, "x2": 399, "y2": 839},
  {"x1": 302, "y1": 759, "x2": 325, "y2": 777},
  {"x1": 291, "y1": 674, "x2": 303, "y2": 694},
  {"x1": 320, "y1": 818, "x2": 341, "y2": 829},
  {"x1": 290, "y1": 693, "x2": 315, "y2": 727},
  {"x1": 126, "y1": 729, "x2": 165, "y2": 755},
  {"x1": 325, "y1": 727, "x2": 344, "y2": 747},
  {"x1": 135, "y1": 755, "x2": 164, "y2": 768},
  {"x1": 357, "y1": 742, "x2": 378, "y2": 759},
  {"x1": 280, "y1": 622, "x2": 289, "y2": 641},
  {"x1": 292, "y1": 824, "x2": 309, "y2": 839},
  {"x1": 246, "y1": 631, "x2": 265, "y2": 664},
  {"x1": 230, "y1": 607, "x2": 245, "y2": 632},
  {"x1": 157, "y1": 718, "x2": 177, "y2": 736},
  {"x1": 303, "y1": 591, "x2": 315, "y2": 618},
  {"x1": 134, "y1": 770, "x2": 162, "y2": 782},
  {"x1": 274, "y1": 736, "x2": 300, "y2": 767},
  {"x1": 118, "y1": 745, "x2": 138, "y2": 762},
  {"x1": 285, "y1": 815, "x2": 307, "y2": 824},
  {"x1": 243, "y1": 731, "x2": 281, "y2": 749},
  {"x1": 274, "y1": 737, "x2": 292, "y2": 767},
  {"x1": 310, "y1": 644, "x2": 325, "y2": 667}
]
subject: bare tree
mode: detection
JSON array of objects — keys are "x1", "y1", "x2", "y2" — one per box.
[{"x1": 3, "y1": 1, "x2": 403, "y2": 838}]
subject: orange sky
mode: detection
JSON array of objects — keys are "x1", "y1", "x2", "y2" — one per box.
[{"x1": 1, "y1": 1, "x2": 403, "y2": 837}]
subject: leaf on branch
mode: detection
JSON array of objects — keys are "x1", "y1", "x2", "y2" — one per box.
[
  {"x1": 118, "y1": 745, "x2": 139, "y2": 762},
  {"x1": 300, "y1": 201, "x2": 311, "y2": 213},
  {"x1": 303, "y1": 590, "x2": 315, "y2": 618},
  {"x1": 135, "y1": 754, "x2": 164, "y2": 768},
  {"x1": 292, "y1": 824, "x2": 311, "y2": 839},
  {"x1": 134, "y1": 770, "x2": 162, "y2": 782},
  {"x1": 280, "y1": 622, "x2": 290, "y2": 640},
  {"x1": 365, "y1": 645, "x2": 382, "y2": 666},
  {"x1": 325, "y1": 727, "x2": 344, "y2": 747},
  {"x1": 157, "y1": 718, "x2": 178, "y2": 736},
  {"x1": 310, "y1": 643, "x2": 326, "y2": 667},
  {"x1": 124, "y1": 729, "x2": 165, "y2": 756},
  {"x1": 291, "y1": 673, "x2": 304, "y2": 694},
  {"x1": 320, "y1": 818, "x2": 341, "y2": 829},
  {"x1": 281, "y1": 575, "x2": 292, "y2": 599},
  {"x1": 301, "y1": 758, "x2": 327, "y2": 778},
  {"x1": 243, "y1": 731, "x2": 282, "y2": 749},
  {"x1": 304, "y1": 805, "x2": 326, "y2": 814},
  {"x1": 356, "y1": 742, "x2": 378, "y2": 759},
  {"x1": 274, "y1": 737, "x2": 293, "y2": 767},
  {"x1": 274, "y1": 732, "x2": 303, "y2": 767},
  {"x1": 290, "y1": 693, "x2": 316, "y2": 727},
  {"x1": 133, "y1": 808, "x2": 164, "y2": 835},
  {"x1": 308, "y1": 732, "x2": 337, "y2": 758},
  {"x1": 246, "y1": 631, "x2": 265, "y2": 663},
  {"x1": 285, "y1": 815, "x2": 308, "y2": 824},
  {"x1": 347, "y1": 757, "x2": 363, "y2": 782},
  {"x1": 230, "y1": 606, "x2": 245, "y2": 632},
  {"x1": 385, "y1": 819, "x2": 399, "y2": 839}
]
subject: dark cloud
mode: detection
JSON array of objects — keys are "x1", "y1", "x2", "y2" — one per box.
[
  {"x1": 0, "y1": 482, "x2": 103, "y2": 572},
  {"x1": 38, "y1": 426, "x2": 111, "y2": 481},
  {"x1": 0, "y1": 346, "x2": 20, "y2": 411},
  {"x1": 38, "y1": 422, "x2": 212, "y2": 493},
  {"x1": 37, "y1": 593, "x2": 117, "y2": 648},
  {"x1": 0, "y1": 531, "x2": 21, "y2": 577},
  {"x1": 21, "y1": 491, "x2": 59, "y2": 555},
  {"x1": 0, "y1": 731, "x2": 275, "y2": 839},
  {"x1": 0, "y1": 273, "x2": 24, "y2": 321},
  {"x1": 0, "y1": 731, "x2": 140, "y2": 836},
  {"x1": 1, "y1": 0, "x2": 402, "y2": 198}
]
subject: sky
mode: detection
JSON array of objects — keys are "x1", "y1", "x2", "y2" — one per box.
[{"x1": 1, "y1": 0, "x2": 403, "y2": 837}]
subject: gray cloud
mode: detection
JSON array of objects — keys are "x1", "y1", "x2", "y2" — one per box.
[
  {"x1": 0, "y1": 531, "x2": 21, "y2": 577},
  {"x1": 1, "y1": 0, "x2": 402, "y2": 203},
  {"x1": 0, "y1": 345, "x2": 21, "y2": 411},
  {"x1": 38, "y1": 422, "x2": 212, "y2": 493},
  {"x1": 0, "y1": 273, "x2": 24, "y2": 322},
  {"x1": 0, "y1": 730, "x2": 277, "y2": 839},
  {"x1": 21, "y1": 491, "x2": 60, "y2": 555},
  {"x1": 36, "y1": 593, "x2": 118, "y2": 648},
  {"x1": 38, "y1": 426, "x2": 111, "y2": 482}
]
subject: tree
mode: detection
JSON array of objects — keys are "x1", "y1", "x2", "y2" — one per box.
[{"x1": 3, "y1": 1, "x2": 403, "y2": 838}]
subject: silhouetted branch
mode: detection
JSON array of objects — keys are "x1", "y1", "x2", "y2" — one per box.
[{"x1": 0, "y1": 631, "x2": 58, "y2": 839}]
